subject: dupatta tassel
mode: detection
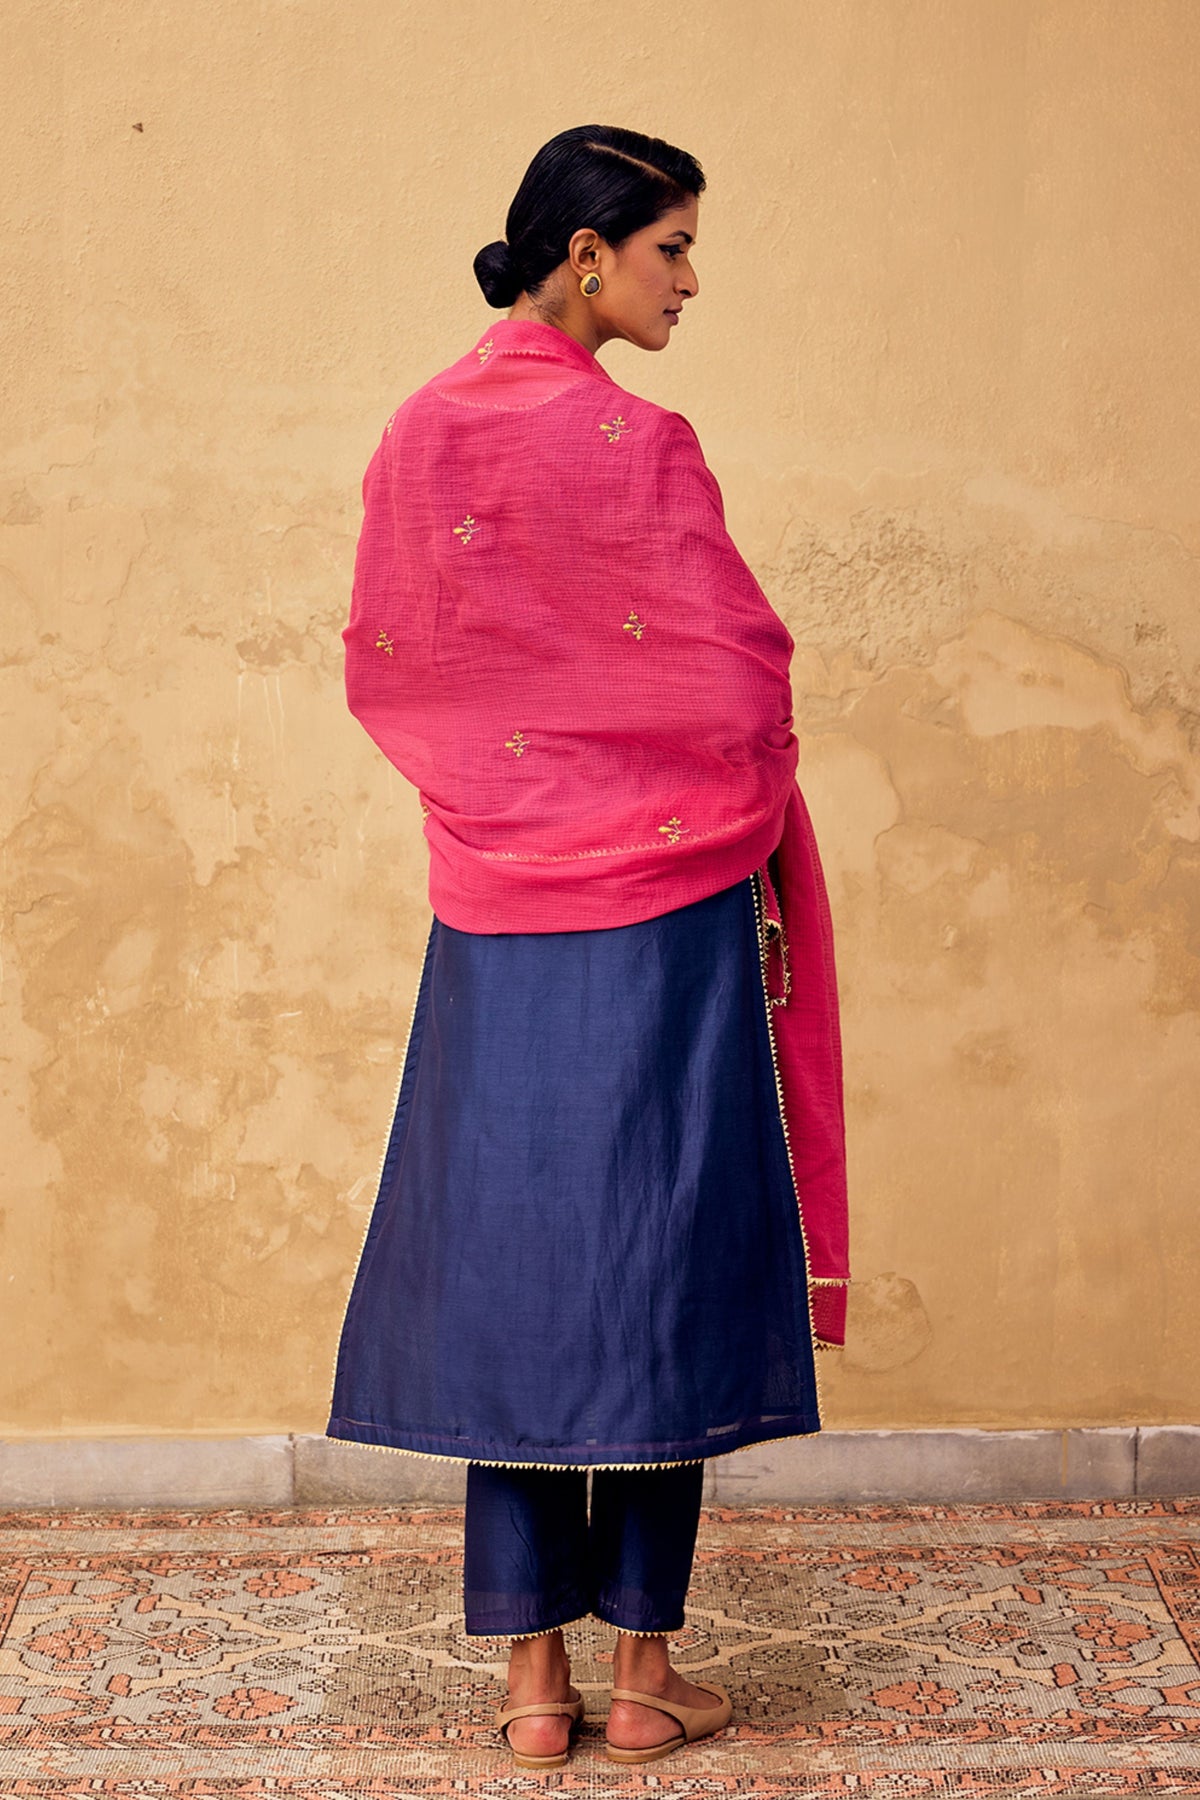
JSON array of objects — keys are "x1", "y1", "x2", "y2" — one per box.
[{"x1": 756, "y1": 857, "x2": 792, "y2": 1006}]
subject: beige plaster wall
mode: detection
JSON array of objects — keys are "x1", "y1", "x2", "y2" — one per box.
[{"x1": 2, "y1": 0, "x2": 1197, "y2": 1437}]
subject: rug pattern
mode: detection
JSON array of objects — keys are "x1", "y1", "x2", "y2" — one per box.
[{"x1": 0, "y1": 1499, "x2": 1198, "y2": 1796}]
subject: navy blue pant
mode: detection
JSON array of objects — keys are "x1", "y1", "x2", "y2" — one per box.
[{"x1": 463, "y1": 1461, "x2": 706, "y2": 1638}]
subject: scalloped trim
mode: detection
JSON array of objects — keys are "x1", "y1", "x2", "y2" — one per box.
[
  {"x1": 466, "y1": 1616, "x2": 685, "y2": 1642},
  {"x1": 466, "y1": 1615, "x2": 590, "y2": 1642},
  {"x1": 323, "y1": 1432, "x2": 714, "y2": 1472}
]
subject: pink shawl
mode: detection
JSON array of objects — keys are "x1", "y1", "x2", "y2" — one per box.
[{"x1": 344, "y1": 317, "x2": 849, "y2": 1346}]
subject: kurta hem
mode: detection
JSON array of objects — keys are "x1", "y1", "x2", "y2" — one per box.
[
  {"x1": 324, "y1": 1410, "x2": 821, "y2": 1469},
  {"x1": 464, "y1": 1614, "x2": 690, "y2": 1642}
]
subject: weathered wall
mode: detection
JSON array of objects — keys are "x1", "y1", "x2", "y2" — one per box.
[{"x1": 2, "y1": 0, "x2": 1197, "y2": 1436}]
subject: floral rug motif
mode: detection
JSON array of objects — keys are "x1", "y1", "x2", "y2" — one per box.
[{"x1": 0, "y1": 1498, "x2": 1199, "y2": 1795}]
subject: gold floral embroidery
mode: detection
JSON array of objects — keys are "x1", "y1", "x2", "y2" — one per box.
[
  {"x1": 475, "y1": 808, "x2": 762, "y2": 863},
  {"x1": 477, "y1": 337, "x2": 494, "y2": 362},
  {"x1": 622, "y1": 611, "x2": 646, "y2": 640},
  {"x1": 375, "y1": 629, "x2": 394, "y2": 655},
  {"x1": 453, "y1": 514, "x2": 479, "y2": 544},
  {"x1": 505, "y1": 730, "x2": 529, "y2": 757},
  {"x1": 384, "y1": 411, "x2": 397, "y2": 435},
  {"x1": 599, "y1": 415, "x2": 629, "y2": 443},
  {"x1": 657, "y1": 816, "x2": 688, "y2": 844},
  {"x1": 420, "y1": 803, "x2": 431, "y2": 819}
]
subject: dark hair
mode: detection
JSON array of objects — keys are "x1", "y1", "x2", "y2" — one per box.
[{"x1": 473, "y1": 124, "x2": 705, "y2": 310}]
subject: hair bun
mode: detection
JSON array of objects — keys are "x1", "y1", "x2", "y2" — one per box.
[{"x1": 473, "y1": 238, "x2": 523, "y2": 309}]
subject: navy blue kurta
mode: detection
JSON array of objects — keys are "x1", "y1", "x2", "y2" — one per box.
[{"x1": 327, "y1": 872, "x2": 820, "y2": 1467}]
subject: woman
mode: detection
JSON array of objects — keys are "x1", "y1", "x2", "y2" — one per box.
[{"x1": 327, "y1": 124, "x2": 849, "y2": 1770}]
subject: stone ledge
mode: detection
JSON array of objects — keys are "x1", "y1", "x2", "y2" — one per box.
[
  {"x1": 710, "y1": 1428, "x2": 1139, "y2": 1505},
  {"x1": 0, "y1": 1429, "x2": 1193, "y2": 1508},
  {"x1": 295, "y1": 1434, "x2": 466, "y2": 1505},
  {"x1": 1137, "y1": 1426, "x2": 1200, "y2": 1497},
  {"x1": 294, "y1": 1437, "x2": 720, "y2": 1504},
  {"x1": 0, "y1": 1436, "x2": 293, "y2": 1508}
]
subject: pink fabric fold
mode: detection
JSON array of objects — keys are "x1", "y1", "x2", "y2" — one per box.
[
  {"x1": 343, "y1": 316, "x2": 850, "y2": 1341},
  {"x1": 770, "y1": 786, "x2": 851, "y2": 1342}
]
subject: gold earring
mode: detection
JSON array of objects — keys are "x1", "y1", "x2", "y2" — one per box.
[{"x1": 580, "y1": 272, "x2": 602, "y2": 297}]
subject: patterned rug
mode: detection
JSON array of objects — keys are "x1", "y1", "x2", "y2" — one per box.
[{"x1": 1, "y1": 1498, "x2": 1199, "y2": 1797}]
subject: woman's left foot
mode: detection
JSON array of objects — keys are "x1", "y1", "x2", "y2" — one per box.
[
  {"x1": 606, "y1": 1668, "x2": 726, "y2": 1752},
  {"x1": 607, "y1": 1634, "x2": 729, "y2": 1754}
]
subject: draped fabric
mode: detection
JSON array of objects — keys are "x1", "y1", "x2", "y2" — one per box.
[{"x1": 342, "y1": 315, "x2": 849, "y2": 1341}]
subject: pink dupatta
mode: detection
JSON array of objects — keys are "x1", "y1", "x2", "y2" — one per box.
[{"x1": 344, "y1": 317, "x2": 849, "y2": 1345}]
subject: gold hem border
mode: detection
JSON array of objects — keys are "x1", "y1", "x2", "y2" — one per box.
[
  {"x1": 466, "y1": 1615, "x2": 685, "y2": 1643},
  {"x1": 608, "y1": 1624, "x2": 680, "y2": 1639},
  {"x1": 323, "y1": 1430, "x2": 816, "y2": 1472},
  {"x1": 466, "y1": 1614, "x2": 591, "y2": 1643}
]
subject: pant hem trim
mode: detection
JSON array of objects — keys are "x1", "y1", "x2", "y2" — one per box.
[
  {"x1": 464, "y1": 1609, "x2": 591, "y2": 1642},
  {"x1": 462, "y1": 1608, "x2": 686, "y2": 1643},
  {"x1": 596, "y1": 1618, "x2": 685, "y2": 1638}
]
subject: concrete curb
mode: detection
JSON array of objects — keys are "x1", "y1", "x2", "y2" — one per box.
[{"x1": 0, "y1": 1427, "x2": 1195, "y2": 1508}]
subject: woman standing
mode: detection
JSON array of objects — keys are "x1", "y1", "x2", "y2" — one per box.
[{"x1": 327, "y1": 124, "x2": 849, "y2": 1769}]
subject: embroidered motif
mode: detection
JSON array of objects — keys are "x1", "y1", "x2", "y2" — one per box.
[
  {"x1": 599, "y1": 415, "x2": 629, "y2": 443},
  {"x1": 505, "y1": 730, "x2": 529, "y2": 758},
  {"x1": 657, "y1": 816, "x2": 688, "y2": 844},
  {"x1": 476, "y1": 338, "x2": 494, "y2": 363},
  {"x1": 375, "y1": 629, "x2": 394, "y2": 656},
  {"x1": 420, "y1": 803, "x2": 430, "y2": 819},
  {"x1": 453, "y1": 514, "x2": 479, "y2": 544},
  {"x1": 477, "y1": 807, "x2": 762, "y2": 862},
  {"x1": 622, "y1": 611, "x2": 646, "y2": 640},
  {"x1": 384, "y1": 411, "x2": 398, "y2": 435}
]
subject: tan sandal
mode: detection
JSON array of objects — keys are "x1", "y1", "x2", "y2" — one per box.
[
  {"x1": 604, "y1": 1681, "x2": 732, "y2": 1763},
  {"x1": 495, "y1": 1689, "x2": 585, "y2": 1770}
]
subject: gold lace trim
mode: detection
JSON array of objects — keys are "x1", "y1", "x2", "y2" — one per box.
[
  {"x1": 467, "y1": 1614, "x2": 589, "y2": 1643},
  {"x1": 467, "y1": 1614, "x2": 685, "y2": 1643},
  {"x1": 323, "y1": 1433, "x2": 711, "y2": 1473}
]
